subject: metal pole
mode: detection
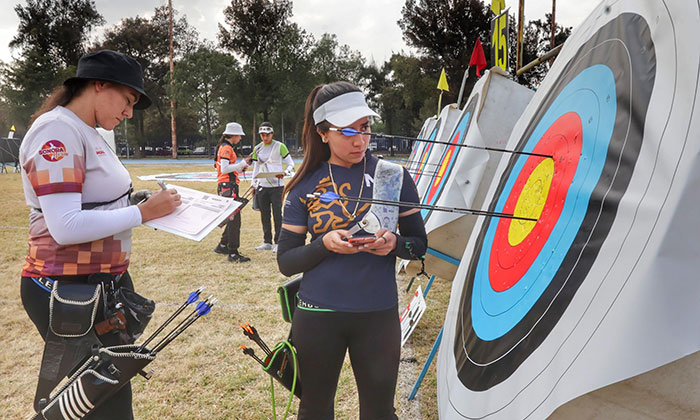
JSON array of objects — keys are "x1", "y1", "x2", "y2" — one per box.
[
  {"x1": 517, "y1": 0, "x2": 525, "y2": 71},
  {"x1": 456, "y1": 67, "x2": 469, "y2": 109},
  {"x1": 408, "y1": 327, "x2": 443, "y2": 401},
  {"x1": 169, "y1": 0, "x2": 178, "y2": 159},
  {"x1": 516, "y1": 44, "x2": 563, "y2": 76},
  {"x1": 551, "y1": 0, "x2": 557, "y2": 65}
]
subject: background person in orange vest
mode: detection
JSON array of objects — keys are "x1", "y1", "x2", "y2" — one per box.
[{"x1": 213, "y1": 122, "x2": 251, "y2": 263}]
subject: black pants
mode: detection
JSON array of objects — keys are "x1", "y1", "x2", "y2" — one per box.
[
  {"x1": 257, "y1": 186, "x2": 283, "y2": 244},
  {"x1": 20, "y1": 274, "x2": 135, "y2": 420},
  {"x1": 219, "y1": 182, "x2": 242, "y2": 253},
  {"x1": 290, "y1": 306, "x2": 400, "y2": 420}
]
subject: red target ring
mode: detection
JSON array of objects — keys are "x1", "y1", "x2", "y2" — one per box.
[{"x1": 489, "y1": 113, "x2": 583, "y2": 292}]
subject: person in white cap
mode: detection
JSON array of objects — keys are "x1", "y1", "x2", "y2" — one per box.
[
  {"x1": 213, "y1": 122, "x2": 251, "y2": 263},
  {"x1": 251, "y1": 121, "x2": 295, "y2": 252},
  {"x1": 276, "y1": 81, "x2": 427, "y2": 419}
]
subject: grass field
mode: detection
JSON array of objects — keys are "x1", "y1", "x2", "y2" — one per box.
[{"x1": 0, "y1": 162, "x2": 452, "y2": 419}]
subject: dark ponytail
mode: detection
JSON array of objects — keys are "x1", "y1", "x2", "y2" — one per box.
[
  {"x1": 29, "y1": 80, "x2": 91, "y2": 127},
  {"x1": 284, "y1": 81, "x2": 363, "y2": 195}
]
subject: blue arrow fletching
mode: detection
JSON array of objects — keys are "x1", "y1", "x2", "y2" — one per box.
[
  {"x1": 198, "y1": 303, "x2": 212, "y2": 316},
  {"x1": 187, "y1": 291, "x2": 200, "y2": 305},
  {"x1": 319, "y1": 191, "x2": 340, "y2": 203}
]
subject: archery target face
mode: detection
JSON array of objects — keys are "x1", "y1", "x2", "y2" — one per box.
[
  {"x1": 407, "y1": 118, "x2": 437, "y2": 179},
  {"x1": 410, "y1": 117, "x2": 441, "y2": 185},
  {"x1": 421, "y1": 94, "x2": 479, "y2": 223},
  {"x1": 451, "y1": 11, "x2": 656, "y2": 393}
]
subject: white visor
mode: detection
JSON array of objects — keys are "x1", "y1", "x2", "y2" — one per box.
[
  {"x1": 259, "y1": 126, "x2": 274, "y2": 134},
  {"x1": 312, "y1": 91, "x2": 380, "y2": 126}
]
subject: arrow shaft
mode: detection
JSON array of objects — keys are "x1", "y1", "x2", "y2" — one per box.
[
  {"x1": 138, "y1": 295, "x2": 199, "y2": 352},
  {"x1": 330, "y1": 195, "x2": 537, "y2": 222},
  {"x1": 373, "y1": 132, "x2": 552, "y2": 159},
  {"x1": 149, "y1": 302, "x2": 206, "y2": 353}
]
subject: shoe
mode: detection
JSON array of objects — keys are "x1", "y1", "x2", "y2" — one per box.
[
  {"x1": 272, "y1": 244, "x2": 278, "y2": 253},
  {"x1": 255, "y1": 242, "x2": 274, "y2": 251},
  {"x1": 214, "y1": 244, "x2": 228, "y2": 255},
  {"x1": 228, "y1": 253, "x2": 251, "y2": 263}
]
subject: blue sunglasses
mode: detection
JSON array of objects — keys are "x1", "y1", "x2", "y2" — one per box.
[{"x1": 328, "y1": 127, "x2": 372, "y2": 137}]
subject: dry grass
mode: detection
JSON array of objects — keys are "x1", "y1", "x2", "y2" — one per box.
[{"x1": 0, "y1": 162, "x2": 451, "y2": 419}]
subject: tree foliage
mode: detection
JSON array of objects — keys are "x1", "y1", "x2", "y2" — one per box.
[
  {"x1": 399, "y1": 0, "x2": 491, "y2": 103},
  {"x1": 1, "y1": 0, "x2": 575, "y2": 149},
  {"x1": 173, "y1": 45, "x2": 240, "y2": 146},
  {"x1": 512, "y1": 13, "x2": 572, "y2": 88},
  {"x1": 96, "y1": 7, "x2": 200, "y2": 149},
  {"x1": 2, "y1": 0, "x2": 103, "y2": 131},
  {"x1": 11, "y1": 0, "x2": 104, "y2": 66},
  {"x1": 218, "y1": 0, "x2": 293, "y2": 61}
]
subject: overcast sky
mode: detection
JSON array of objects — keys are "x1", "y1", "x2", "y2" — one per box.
[{"x1": 1, "y1": 0, "x2": 601, "y2": 64}]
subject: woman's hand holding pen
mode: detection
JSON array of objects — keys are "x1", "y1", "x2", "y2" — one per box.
[{"x1": 138, "y1": 182, "x2": 182, "y2": 223}]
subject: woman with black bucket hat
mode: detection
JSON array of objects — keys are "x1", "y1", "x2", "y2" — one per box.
[
  {"x1": 277, "y1": 81, "x2": 427, "y2": 419},
  {"x1": 19, "y1": 50, "x2": 181, "y2": 419}
]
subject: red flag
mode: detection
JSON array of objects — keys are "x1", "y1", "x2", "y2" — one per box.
[{"x1": 469, "y1": 38, "x2": 487, "y2": 77}]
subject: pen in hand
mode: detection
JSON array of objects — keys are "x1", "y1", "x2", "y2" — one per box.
[{"x1": 157, "y1": 180, "x2": 167, "y2": 190}]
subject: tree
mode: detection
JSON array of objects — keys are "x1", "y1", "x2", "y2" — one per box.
[
  {"x1": 96, "y1": 6, "x2": 200, "y2": 151},
  {"x1": 173, "y1": 45, "x2": 240, "y2": 149},
  {"x1": 2, "y1": 0, "x2": 103, "y2": 131},
  {"x1": 219, "y1": 0, "x2": 299, "y2": 127},
  {"x1": 377, "y1": 54, "x2": 436, "y2": 136},
  {"x1": 11, "y1": 0, "x2": 104, "y2": 67},
  {"x1": 511, "y1": 13, "x2": 571, "y2": 88},
  {"x1": 218, "y1": 0, "x2": 293, "y2": 60},
  {"x1": 398, "y1": 0, "x2": 491, "y2": 104}
]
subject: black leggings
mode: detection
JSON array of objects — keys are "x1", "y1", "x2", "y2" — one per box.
[
  {"x1": 21, "y1": 275, "x2": 135, "y2": 420},
  {"x1": 256, "y1": 186, "x2": 283, "y2": 244},
  {"x1": 291, "y1": 306, "x2": 400, "y2": 420},
  {"x1": 218, "y1": 182, "x2": 242, "y2": 253}
]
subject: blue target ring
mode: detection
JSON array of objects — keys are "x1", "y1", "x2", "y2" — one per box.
[
  {"x1": 452, "y1": 12, "x2": 656, "y2": 392},
  {"x1": 472, "y1": 65, "x2": 617, "y2": 340}
]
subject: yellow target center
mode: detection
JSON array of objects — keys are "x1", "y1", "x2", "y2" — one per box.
[{"x1": 508, "y1": 158, "x2": 554, "y2": 246}]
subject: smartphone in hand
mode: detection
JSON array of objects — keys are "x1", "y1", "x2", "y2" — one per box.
[{"x1": 343, "y1": 234, "x2": 377, "y2": 245}]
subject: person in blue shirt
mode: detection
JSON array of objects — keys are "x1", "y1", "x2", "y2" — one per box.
[{"x1": 277, "y1": 81, "x2": 427, "y2": 419}]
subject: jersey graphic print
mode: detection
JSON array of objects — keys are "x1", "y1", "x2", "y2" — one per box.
[
  {"x1": 39, "y1": 140, "x2": 68, "y2": 162},
  {"x1": 302, "y1": 175, "x2": 371, "y2": 234}
]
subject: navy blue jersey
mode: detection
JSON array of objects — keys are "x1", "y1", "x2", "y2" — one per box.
[{"x1": 283, "y1": 154, "x2": 420, "y2": 312}]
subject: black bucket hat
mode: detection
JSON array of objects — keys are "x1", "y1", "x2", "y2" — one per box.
[{"x1": 64, "y1": 49, "x2": 152, "y2": 110}]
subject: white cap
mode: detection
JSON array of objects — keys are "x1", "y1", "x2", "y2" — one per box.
[
  {"x1": 223, "y1": 122, "x2": 245, "y2": 136},
  {"x1": 312, "y1": 91, "x2": 380, "y2": 127}
]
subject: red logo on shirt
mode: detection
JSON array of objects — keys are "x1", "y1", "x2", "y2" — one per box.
[{"x1": 39, "y1": 140, "x2": 68, "y2": 162}]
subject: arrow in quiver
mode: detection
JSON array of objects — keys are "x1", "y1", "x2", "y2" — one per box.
[{"x1": 31, "y1": 346, "x2": 155, "y2": 420}]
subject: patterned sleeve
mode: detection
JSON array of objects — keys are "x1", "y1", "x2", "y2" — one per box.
[
  {"x1": 399, "y1": 167, "x2": 420, "y2": 213},
  {"x1": 22, "y1": 120, "x2": 85, "y2": 197},
  {"x1": 282, "y1": 180, "x2": 309, "y2": 227},
  {"x1": 279, "y1": 143, "x2": 290, "y2": 158},
  {"x1": 219, "y1": 144, "x2": 234, "y2": 162}
]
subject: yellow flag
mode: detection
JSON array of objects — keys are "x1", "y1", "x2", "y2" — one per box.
[
  {"x1": 437, "y1": 68, "x2": 449, "y2": 91},
  {"x1": 10, "y1": 125, "x2": 15, "y2": 131}
]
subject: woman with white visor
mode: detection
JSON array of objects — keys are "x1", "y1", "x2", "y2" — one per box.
[{"x1": 277, "y1": 81, "x2": 427, "y2": 419}]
